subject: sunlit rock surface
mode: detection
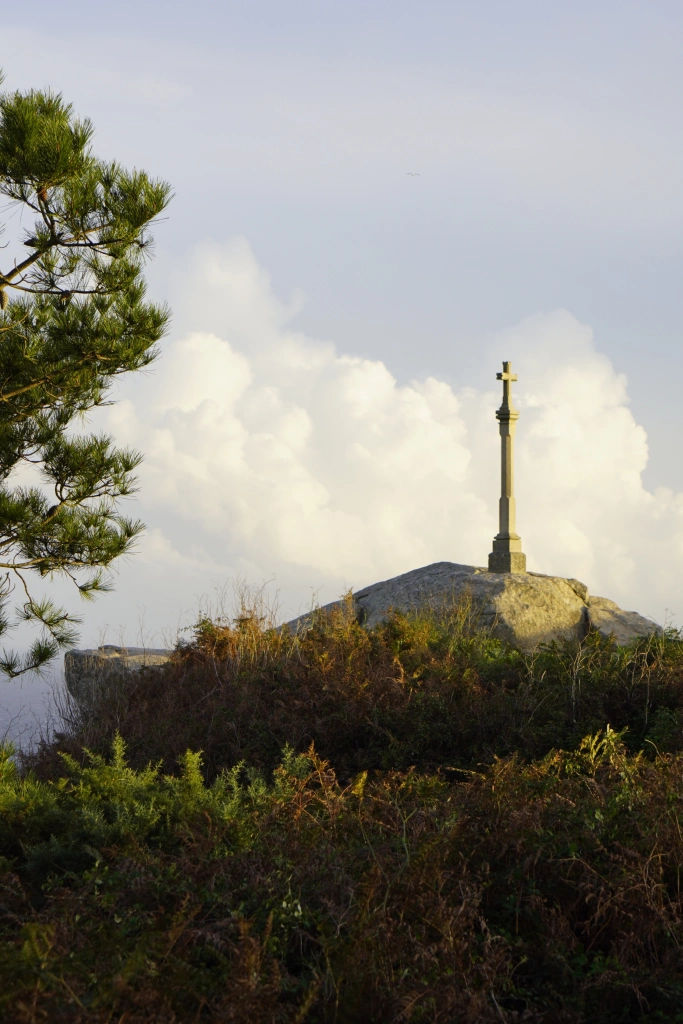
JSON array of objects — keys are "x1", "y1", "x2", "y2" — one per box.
[{"x1": 286, "y1": 562, "x2": 659, "y2": 650}]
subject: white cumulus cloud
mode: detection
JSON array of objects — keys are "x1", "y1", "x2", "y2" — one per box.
[{"x1": 98, "y1": 239, "x2": 683, "y2": 630}]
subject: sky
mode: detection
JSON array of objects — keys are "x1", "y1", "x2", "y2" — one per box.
[{"x1": 2, "y1": 1, "x2": 683, "y2": 735}]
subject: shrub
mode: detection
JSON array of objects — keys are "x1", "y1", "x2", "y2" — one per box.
[
  {"x1": 3, "y1": 730, "x2": 683, "y2": 1021},
  {"x1": 30, "y1": 600, "x2": 683, "y2": 782},
  {"x1": 10, "y1": 604, "x2": 683, "y2": 1020}
]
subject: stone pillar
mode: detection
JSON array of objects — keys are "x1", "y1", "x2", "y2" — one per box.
[{"x1": 488, "y1": 361, "x2": 527, "y2": 573}]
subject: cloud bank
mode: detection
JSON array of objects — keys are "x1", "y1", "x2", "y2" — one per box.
[{"x1": 98, "y1": 239, "x2": 683, "y2": 629}]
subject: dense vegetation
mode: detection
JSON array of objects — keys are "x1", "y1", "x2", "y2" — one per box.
[{"x1": 3, "y1": 601, "x2": 683, "y2": 1022}]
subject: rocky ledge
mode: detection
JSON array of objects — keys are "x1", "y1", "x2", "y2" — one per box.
[
  {"x1": 64, "y1": 645, "x2": 173, "y2": 705},
  {"x1": 286, "y1": 562, "x2": 659, "y2": 651}
]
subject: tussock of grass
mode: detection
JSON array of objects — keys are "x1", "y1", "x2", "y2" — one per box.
[{"x1": 3, "y1": 602, "x2": 683, "y2": 1021}]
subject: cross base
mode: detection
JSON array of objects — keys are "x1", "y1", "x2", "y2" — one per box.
[{"x1": 488, "y1": 550, "x2": 527, "y2": 573}]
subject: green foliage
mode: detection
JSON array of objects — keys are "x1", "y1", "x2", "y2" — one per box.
[
  {"x1": 4, "y1": 728, "x2": 683, "y2": 1021},
  {"x1": 7, "y1": 606, "x2": 683, "y2": 1019},
  {"x1": 0, "y1": 73, "x2": 171, "y2": 674}
]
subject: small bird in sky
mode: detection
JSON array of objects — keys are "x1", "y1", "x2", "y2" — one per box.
[{"x1": 406, "y1": 172, "x2": 421, "y2": 176}]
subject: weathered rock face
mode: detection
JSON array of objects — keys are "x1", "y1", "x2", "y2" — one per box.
[
  {"x1": 64, "y1": 645, "x2": 173, "y2": 706},
  {"x1": 586, "y1": 596, "x2": 658, "y2": 647},
  {"x1": 286, "y1": 563, "x2": 659, "y2": 650}
]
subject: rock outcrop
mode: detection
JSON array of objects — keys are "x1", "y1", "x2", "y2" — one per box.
[
  {"x1": 64, "y1": 645, "x2": 173, "y2": 706},
  {"x1": 63, "y1": 567, "x2": 660, "y2": 702},
  {"x1": 286, "y1": 562, "x2": 659, "y2": 650}
]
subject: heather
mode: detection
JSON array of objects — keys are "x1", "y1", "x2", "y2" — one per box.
[{"x1": 2, "y1": 604, "x2": 683, "y2": 1021}]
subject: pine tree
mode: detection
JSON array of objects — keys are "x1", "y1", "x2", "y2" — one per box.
[{"x1": 0, "y1": 73, "x2": 171, "y2": 675}]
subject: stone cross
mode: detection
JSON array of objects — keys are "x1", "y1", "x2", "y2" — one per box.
[{"x1": 488, "y1": 360, "x2": 527, "y2": 573}]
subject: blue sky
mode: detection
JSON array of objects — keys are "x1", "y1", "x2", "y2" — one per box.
[{"x1": 2, "y1": 1, "x2": 683, "y2": 670}]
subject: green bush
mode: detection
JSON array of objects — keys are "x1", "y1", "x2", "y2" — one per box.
[{"x1": 3, "y1": 729, "x2": 683, "y2": 1021}]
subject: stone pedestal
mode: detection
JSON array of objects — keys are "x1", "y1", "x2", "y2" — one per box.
[{"x1": 488, "y1": 548, "x2": 527, "y2": 573}]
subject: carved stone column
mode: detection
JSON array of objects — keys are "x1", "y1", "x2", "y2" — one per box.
[{"x1": 488, "y1": 361, "x2": 526, "y2": 573}]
